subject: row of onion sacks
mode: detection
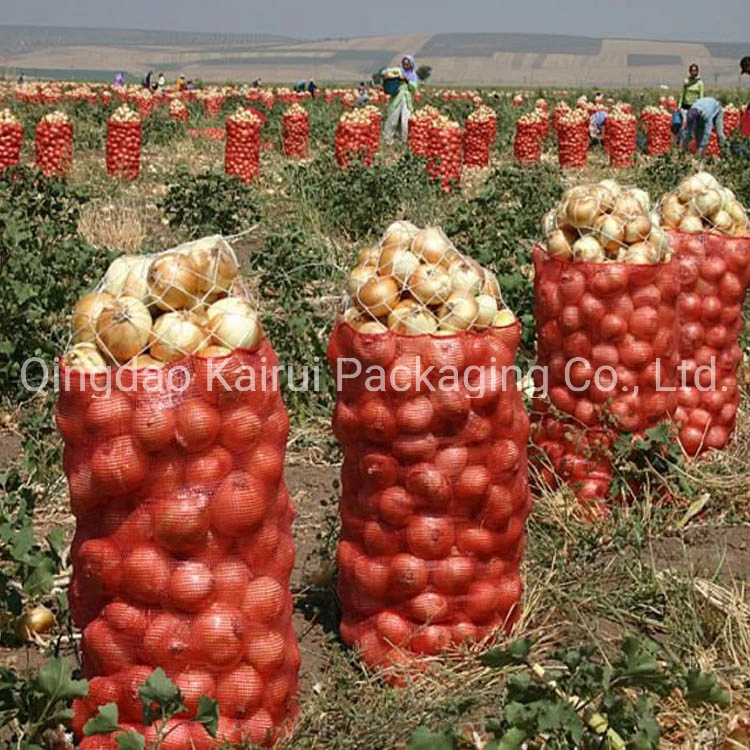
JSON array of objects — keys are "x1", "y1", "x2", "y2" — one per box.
[
  {"x1": 58, "y1": 236, "x2": 300, "y2": 747},
  {"x1": 0, "y1": 109, "x2": 23, "y2": 171},
  {"x1": 106, "y1": 105, "x2": 141, "y2": 180},
  {"x1": 35, "y1": 110, "x2": 73, "y2": 177},
  {"x1": 328, "y1": 221, "x2": 530, "y2": 682},
  {"x1": 225, "y1": 108, "x2": 262, "y2": 183},
  {"x1": 656, "y1": 172, "x2": 750, "y2": 456},
  {"x1": 532, "y1": 180, "x2": 679, "y2": 512}
]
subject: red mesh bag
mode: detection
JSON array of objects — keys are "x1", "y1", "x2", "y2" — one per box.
[
  {"x1": 463, "y1": 108, "x2": 496, "y2": 169},
  {"x1": 203, "y1": 96, "x2": 225, "y2": 119},
  {"x1": 168, "y1": 99, "x2": 189, "y2": 122},
  {"x1": 531, "y1": 246, "x2": 680, "y2": 507},
  {"x1": 364, "y1": 106, "x2": 382, "y2": 156},
  {"x1": 225, "y1": 112, "x2": 262, "y2": 183},
  {"x1": 553, "y1": 102, "x2": 571, "y2": 134},
  {"x1": 557, "y1": 113, "x2": 589, "y2": 168},
  {"x1": 35, "y1": 115, "x2": 73, "y2": 177},
  {"x1": 0, "y1": 118, "x2": 23, "y2": 171},
  {"x1": 335, "y1": 117, "x2": 375, "y2": 168},
  {"x1": 135, "y1": 96, "x2": 155, "y2": 119},
  {"x1": 669, "y1": 231, "x2": 750, "y2": 456},
  {"x1": 283, "y1": 106, "x2": 309, "y2": 158},
  {"x1": 723, "y1": 106, "x2": 741, "y2": 137},
  {"x1": 514, "y1": 114, "x2": 542, "y2": 166},
  {"x1": 408, "y1": 107, "x2": 440, "y2": 157},
  {"x1": 605, "y1": 113, "x2": 637, "y2": 168},
  {"x1": 59, "y1": 238, "x2": 300, "y2": 747},
  {"x1": 106, "y1": 110, "x2": 141, "y2": 180},
  {"x1": 643, "y1": 109, "x2": 672, "y2": 156},
  {"x1": 427, "y1": 120, "x2": 463, "y2": 191},
  {"x1": 328, "y1": 322, "x2": 531, "y2": 677}
]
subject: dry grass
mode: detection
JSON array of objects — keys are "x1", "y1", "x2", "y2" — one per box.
[{"x1": 77, "y1": 199, "x2": 146, "y2": 254}]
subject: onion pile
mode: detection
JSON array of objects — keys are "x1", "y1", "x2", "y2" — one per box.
[
  {"x1": 0, "y1": 109, "x2": 23, "y2": 171},
  {"x1": 657, "y1": 172, "x2": 750, "y2": 237},
  {"x1": 35, "y1": 111, "x2": 73, "y2": 176},
  {"x1": 282, "y1": 104, "x2": 309, "y2": 158},
  {"x1": 335, "y1": 110, "x2": 378, "y2": 168},
  {"x1": 427, "y1": 116, "x2": 463, "y2": 190},
  {"x1": 604, "y1": 108, "x2": 637, "y2": 168},
  {"x1": 557, "y1": 108, "x2": 589, "y2": 168},
  {"x1": 640, "y1": 106, "x2": 672, "y2": 156},
  {"x1": 514, "y1": 112, "x2": 544, "y2": 166},
  {"x1": 408, "y1": 106, "x2": 441, "y2": 157},
  {"x1": 168, "y1": 98, "x2": 189, "y2": 121},
  {"x1": 342, "y1": 222, "x2": 516, "y2": 335},
  {"x1": 66, "y1": 236, "x2": 262, "y2": 369},
  {"x1": 225, "y1": 108, "x2": 262, "y2": 183},
  {"x1": 542, "y1": 180, "x2": 670, "y2": 264},
  {"x1": 724, "y1": 104, "x2": 741, "y2": 136},
  {"x1": 106, "y1": 106, "x2": 141, "y2": 180},
  {"x1": 464, "y1": 106, "x2": 497, "y2": 168}
]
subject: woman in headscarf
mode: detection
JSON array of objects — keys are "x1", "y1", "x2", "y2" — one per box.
[
  {"x1": 114, "y1": 72, "x2": 125, "y2": 89},
  {"x1": 384, "y1": 55, "x2": 420, "y2": 145}
]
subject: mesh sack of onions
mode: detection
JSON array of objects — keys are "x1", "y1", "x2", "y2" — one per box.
[
  {"x1": 282, "y1": 104, "x2": 309, "y2": 159},
  {"x1": 604, "y1": 109, "x2": 637, "y2": 168},
  {"x1": 463, "y1": 106, "x2": 496, "y2": 169},
  {"x1": 335, "y1": 110, "x2": 375, "y2": 168},
  {"x1": 556, "y1": 109, "x2": 589, "y2": 169},
  {"x1": 35, "y1": 111, "x2": 73, "y2": 177},
  {"x1": 427, "y1": 117, "x2": 463, "y2": 191},
  {"x1": 106, "y1": 106, "x2": 141, "y2": 180},
  {"x1": 553, "y1": 101, "x2": 571, "y2": 134},
  {"x1": 225, "y1": 108, "x2": 262, "y2": 183},
  {"x1": 641, "y1": 107, "x2": 672, "y2": 156},
  {"x1": 329, "y1": 222, "x2": 530, "y2": 680},
  {"x1": 514, "y1": 113, "x2": 543, "y2": 166},
  {"x1": 0, "y1": 109, "x2": 23, "y2": 171},
  {"x1": 534, "y1": 108, "x2": 550, "y2": 141},
  {"x1": 532, "y1": 181, "x2": 679, "y2": 511},
  {"x1": 723, "y1": 104, "x2": 741, "y2": 137},
  {"x1": 408, "y1": 106, "x2": 440, "y2": 157},
  {"x1": 59, "y1": 235, "x2": 300, "y2": 747},
  {"x1": 657, "y1": 172, "x2": 750, "y2": 456},
  {"x1": 363, "y1": 105, "x2": 382, "y2": 155},
  {"x1": 203, "y1": 93, "x2": 226, "y2": 119},
  {"x1": 168, "y1": 98, "x2": 189, "y2": 122}
]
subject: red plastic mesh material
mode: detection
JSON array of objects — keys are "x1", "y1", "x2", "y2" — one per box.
[
  {"x1": 669, "y1": 231, "x2": 750, "y2": 456},
  {"x1": 35, "y1": 120, "x2": 73, "y2": 177},
  {"x1": 463, "y1": 119, "x2": 492, "y2": 168},
  {"x1": 203, "y1": 96, "x2": 225, "y2": 119},
  {"x1": 644, "y1": 111, "x2": 672, "y2": 156},
  {"x1": 427, "y1": 123, "x2": 463, "y2": 191},
  {"x1": 106, "y1": 121, "x2": 141, "y2": 180},
  {"x1": 531, "y1": 246, "x2": 680, "y2": 506},
  {"x1": 225, "y1": 119, "x2": 261, "y2": 183},
  {"x1": 328, "y1": 322, "x2": 531, "y2": 678},
  {"x1": 57, "y1": 341, "x2": 299, "y2": 747},
  {"x1": 604, "y1": 116, "x2": 637, "y2": 169},
  {"x1": 514, "y1": 118, "x2": 542, "y2": 166},
  {"x1": 282, "y1": 111, "x2": 309, "y2": 158},
  {"x1": 0, "y1": 122, "x2": 23, "y2": 171},
  {"x1": 408, "y1": 116, "x2": 432, "y2": 157},
  {"x1": 723, "y1": 108, "x2": 741, "y2": 137},
  {"x1": 557, "y1": 117, "x2": 589, "y2": 169},
  {"x1": 335, "y1": 121, "x2": 376, "y2": 168}
]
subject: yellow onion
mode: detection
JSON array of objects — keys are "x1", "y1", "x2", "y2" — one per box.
[
  {"x1": 358, "y1": 246, "x2": 381, "y2": 265},
  {"x1": 660, "y1": 193, "x2": 686, "y2": 228},
  {"x1": 387, "y1": 300, "x2": 438, "y2": 335},
  {"x1": 355, "y1": 319, "x2": 388, "y2": 334},
  {"x1": 96, "y1": 297, "x2": 152, "y2": 362},
  {"x1": 188, "y1": 238, "x2": 239, "y2": 296},
  {"x1": 346, "y1": 264, "x2": 377, "y2": 296},
  {"x1": 694, "y1": 171, "x2": 720, "y2": 191},
  {"x1": 200, "y1": 345, "x2": 233, "y2": 358},
  {"x1": 103, "y1": 255, "x2": 140, "y2": 296},
  {"x1": 625, "y1": 188, "x2": 651, "y2": 214},
  {"x1": 475, "y1": 294, "x2": 498, "y2": 330},
  {"x1": 438, "y1": 293, "x2": 479, "y2": 331},
  {"x1": 541, "y1": 210, "x2": 557, "y2": 236},
  {"x1": 693, "y1": 189, "x2": 723, "y2": 217},
  {"x1": 126, "y1": 354, "x2": 164, "y2": 369},
  {"x1": 148, "y1": 252, "x2": 201, "y2": 311},
  {"x1": 546, "y1": 229, "x2": 574, "y2": 261},
  {"x1": 482, "y1": 270, "x2": 502, "y2": 299},
  {"x1": 382, "y1": 221, "x2": 417, "y2": 254},
  {"x1": 623, "y1": 214, "x2": 652, "y2": 244},
  {"x1": 565, "y1": 192, "x2": 600, "y2": 229},
  {"x1": 377, "y1": 246, "x2": 420, "y2": 283},
  {"x1": 613, "y1": 194, "x2": 644, "y2": 219},
  {"x1": 594, "y1": 214, "x2": 625, "y2": 253},
  {"x1": 64, "y1": 342, "x2": 108, "y2": 372},
  {"x1": 493, "y1": 309, "x2": 517, "y2": 327},
  {"x1": 591, "y1": 184, "x2": 616, "y2": 213},
  {"x1": 573, "y1": 235, "x2": 605, "y2": 263},
  {"x1": 356, "y1": 276, "x2": 400, "y2": 317},
  {"x1": 622, "y1": 242, "x2": 659, "y2": 265},
  {"x1": 412, "y1": 227, "x2": 452, "y2": 264},
  {"x1": 649, "y1": 225, "x2": 671, "y2": 255},
  {"x1": 16, "y1": 605, "x2": 55, "y2": 640},
  {"x1": 598, "y1": 179, "x2": 621, "y2": 198},
  {"x1": 121, "y1": 257, "x2": 152, "y2": 305},
  {"x1": 711, "y1": 210, "x2": 733, "y2": 232},
  {"x1": 409, "y1": 264, "x2": 451, "y2": 306},
  {"x1": 726, "y1": 199, "x2": 748, "y2": 224},
  {"x1": 206, "y1": 297, "x2": 262, "y2": 351},
  {"x1": 447, "y1": 260, "x2": 483, "y2": 295},
  {"x1": 150, "y1": 311, "x2": 208, "y2": 363},
  {"x1": 72, "y1": 292, "x2": 114, "y2": 344},
  {"x1": 679, "y1": 215, "x2": 704, "y2": 233}
]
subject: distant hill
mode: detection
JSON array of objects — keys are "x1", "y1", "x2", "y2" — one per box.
[{"x1": 1, "y1": 25, "x2": 748, "y2": 88}]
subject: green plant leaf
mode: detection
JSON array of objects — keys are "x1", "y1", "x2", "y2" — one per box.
[
  {"x1": 480, "y1": 639, "x2": 532, "y2": 668},
  {"x1": 139, "y1": 668, "x2": 184, "y2": 724},
  {"x1": 84, "y1": 702, "x2": 121, "y2": 735},
  {"x1": 36, "y1": 658, "x2": 88, "y2": 701},
  {"x1": 195, "y1": 695, "x2": 220, "y2": 737},
  {"x1": 684, "y1": 670, "x2": 730, "y2": 708},
  {"x1": 116, "y1": 731, "x2": 146, "y2": 750},
  {"x1": 495, "y1": 727, "x2": 528, "y2": 749},
  {"x1": 407, "y1": 726, "x2": 454, "y2": 750}
]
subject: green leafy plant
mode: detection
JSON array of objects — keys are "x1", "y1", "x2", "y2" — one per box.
[
  {"x1": 84, "y1": 669, "x2": 219, "y2": 750},
  {"x1": 160, "y1": 169, "x2": 261, "y2": 239},
  {"x1": 409, "y1": 636, "x2": 729, "y2": 750},
  {"x1": 0, "y1": 657, "x2": 88, "y2": 748}
]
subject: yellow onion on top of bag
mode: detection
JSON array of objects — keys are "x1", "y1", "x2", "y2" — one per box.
[
  {"x1": 40, "y1": 110, "x2": 70, "y2": 124},
  {"x1": 0, "y1": 109, "x2": 19, "y2": 123},
  {"x1": 542, "y1": 179, "x2": 670, "y2": 264},
  {"x1": 656, "y1": 172, "x2": 750, "y2": 237},
  {"x1": 65, "y1": 236, "x2": 262, "y2": 368},
  {"x1": 341, "y1": 221, "x2": 516, "y2": 334},
  {"x1": 110, "y1": 104, "x2": 140, "y2": 123}
]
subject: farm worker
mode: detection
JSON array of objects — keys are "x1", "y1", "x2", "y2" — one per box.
[
  {"x1": 253, "y1": 78, "x2": 262, "y2": 87},
  {"x1": 157, "y1": 72, "x2": 166, "y2": 90},
  {"x1": 308, "y1": 80, "x2": 318, "y2": 98},
  {"x1": 142, "y1": 70, "x2": 154, "y2": 89},
  {"x1": 356, "y1": 81, "x2": 369, "y2": 106},
  {"x1": 680, "y1": 97, "x2": 726, "y2": 156},
  {"x1": 741, "y1": 57, "x2": 750, "y2": 76},
  {"x1": 679, "y1": 64, "x2": 704, "y2": 110},
  {"x1": 589, "y1": 110, "x2": 607, "y2": 143},
  {"x1": 175, "y1": 75, "x2": 186, "y2": 91},
  {"x1": 383, "y1": 55, "x2": 419, "y2": 145},
  {"x1": 294, "y1": 79, "x2": 306, "y2": 93},
  {"x1": 114, "y1": 72, "x2": 125, "y2": 88}
]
